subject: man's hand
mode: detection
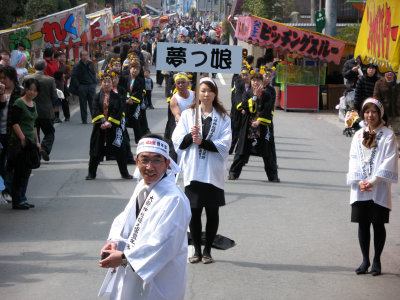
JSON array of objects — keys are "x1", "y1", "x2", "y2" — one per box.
[
  {"x1": 251, "y1": 120, "x2": 260, "y2": 128},
  {"x1": 99, "y1": 250, "x2": 123, "y2": 269},
  {"x1": 351, "y1": 66, "x2": 359, "y2": 72},
  {"x1": 126, "y1": 98, "x2": 133, "y2": 105}
]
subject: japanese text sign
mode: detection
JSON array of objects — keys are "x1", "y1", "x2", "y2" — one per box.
[
  {"x1": 156, "y1": 43, "x2": 242, "y2": 73},
  {"x1": 235, "y1": 16, "x2": 346, "y2": 65},
  {"x1": 87, "y1": 8, "x2": 114, "y2": 42},
  {"x1": 355, "y1": 0, "x2": 400, "y2": 74},
  {"x1": 0, "y1": 4, "x2": 88, "y2": 51}
]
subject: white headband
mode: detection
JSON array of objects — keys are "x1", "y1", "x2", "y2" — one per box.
[
  {"x1": 133, "y1": 137, "x2": 180, "y2": 179},
  {"x1": 362, "y1": 98, "x2": 384, "y2": 119},
  {"x1": 200, "y1": 77, "x2": 216, "y2": 87}
]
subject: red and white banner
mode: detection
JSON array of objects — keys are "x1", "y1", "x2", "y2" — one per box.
[{"x1": 235, "y1": 16, "x2": 346, "y2": 64}]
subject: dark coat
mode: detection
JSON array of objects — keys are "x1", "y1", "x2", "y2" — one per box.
[
  {"x1": 4, "y1": 85, "x2": 22, "y2": 137},
  {"x1": 89, "y1": 89, "x2": 124, "y2": 159},
  {"x1": 373, "y1": 78, "x2": 400, "y2": 121},
  {"x1": 24, "y1": 72, "x2": 57, "y2": 119},
  {"x1": 354, "y1": 74, "x2": 379, "y2": 113},
  {"x1": 121, "y1": 75, "x2": 145, "y2": 129},
  {"x1": 235, "y1": 89, "x2": 274, "y2": 156},
  {"x1": 342, "y1": 58, "x2": 360, "y2": 92}
]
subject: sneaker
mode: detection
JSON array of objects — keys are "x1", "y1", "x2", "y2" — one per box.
[
  {"x1": 40, "y1": 150, "x2": 50, "y2": 161},
  {"x1": 1, "y1": 191, "x2": 12, "y2": 203},
  {"x1": 54, "y1": 117, "x2": 62, "y2": 123}
]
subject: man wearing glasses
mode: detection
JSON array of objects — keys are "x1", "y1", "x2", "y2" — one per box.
[{"x1": 98, "y1": 134, "x2": 191, "y2": 300}]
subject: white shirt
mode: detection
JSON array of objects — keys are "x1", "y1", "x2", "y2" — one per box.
[
  {"x1": 172, "y1": 108, "x2": 232, "y2": 190},
  {"x1": 347, "y1": 126, "x2": 398, "y2": 209},
  {"x1": 99, "y1": 173, "x2": 191, "y2": 300}
]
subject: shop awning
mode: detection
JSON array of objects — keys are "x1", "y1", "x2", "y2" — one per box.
[
  {"x1": 354, "y1": 0, "x2": 400, "y2": 75},
  {"x1": 235, "y1": 16, "x2": 353, "y2": 65}
]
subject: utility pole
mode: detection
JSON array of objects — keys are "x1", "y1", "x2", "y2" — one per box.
[
  {"x1": 325, "y1": 0, "x2": 337, "y2": 36},
  {"x1": 311, "y1": 0, "x2": 315, "y2": 23}
]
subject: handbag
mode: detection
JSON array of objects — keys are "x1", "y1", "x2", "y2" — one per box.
[{"x1": 24, "y1": 138, "x2": 41, "y2": 169}]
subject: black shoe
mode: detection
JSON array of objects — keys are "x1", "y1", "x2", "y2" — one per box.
[
  {"x1": 121, "y1": 174, "x2": 133, "y2": 180},
  {"x1": 40, "y1": 150, "x2": 50, "y2": 161},
  {"x1": 148, "y1": 105, "x2": 155, "y2": 109},
  {"x1": 54, "y1": 117, "x2": 62, "y2": 123},
  {"x1": 23, "y1": 202, "x2": 35, "y2": 208},
  {"x1": 371, "y1": 260, "x2": 381, "y2": 276},
  {"x1": 85, "y1": 175, "x2": 96, "y2": 180},
  {"x1": 12, "y1": 203, "x2": 30, "y2": 210},
  {"x1": 64, "y1": 118, "x2": 70, "y2": 122},
  {"x1": 269, "y1": 178, "x2": 280, "y2": 183},
  {"x1": 227, "y1": 175, "x2": 237, "y2": 180},
  {"x1": 355, "y1": 262, "x2": 370, "y2": 275}
]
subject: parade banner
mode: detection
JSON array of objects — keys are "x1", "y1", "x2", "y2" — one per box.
[
  {"x1": 354, "y1": 0, "x2": 400, "y2": 74},
  {"x1": 235, "y1": 16, "x2": 346, "y2": 65},
  {"x1": 0, "y1": 27, "x2": 32, "y2": 52},
  {"x1": 113, "y1": 13, "x2": 143, "y2": 38},
  {"x1": 0, "y1": 4, "x2": 89, "y2": 51},
  {"x1": 156, "y1": 42, "x2": 242, "y2": 74},
  {"x1": 87, "y1": 8, "x2": 114, "y2": 42}
]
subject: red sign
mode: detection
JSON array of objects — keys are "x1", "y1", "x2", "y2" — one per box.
[{"x1": 235, "y1": 16, "x2": 346, "y2": 64}]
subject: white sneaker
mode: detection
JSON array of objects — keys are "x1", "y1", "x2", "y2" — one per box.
[{"x1": 1, "y1": 191, "x2": 11, "y2": 204}]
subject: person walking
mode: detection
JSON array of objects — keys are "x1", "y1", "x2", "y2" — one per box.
[
  {"x1": 24, "y1": 59, "x2": 57, "y2": 161},
  {"x1": 98, "y1": 135, "x2": 191, "y2": 299},
  {"x1": 172, "y1": 77, "x2": 231, "y2": 264},
  {"x1": 71, "y1": 50, "x2": 97, "y2": 124},
  {"x1": 347, "y1": 98, "x2": 398, "y2": 276}
]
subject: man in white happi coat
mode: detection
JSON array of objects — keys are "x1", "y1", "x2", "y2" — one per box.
[{"x1": 98, "y1": 134, "x2": 191, "y2": 300}]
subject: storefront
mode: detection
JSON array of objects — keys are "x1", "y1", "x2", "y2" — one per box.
[{"x1": 235, "y1": 15, "x2": 354, "y2": 111}]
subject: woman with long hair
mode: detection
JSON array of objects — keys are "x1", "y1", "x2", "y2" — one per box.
[{"x1": 172, "y1": 77, "x2": 231, "y2": 264}]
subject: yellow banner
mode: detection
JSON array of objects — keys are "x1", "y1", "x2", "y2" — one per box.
[{"x1": 355, "y1": 0, "x2": 400, "y2": 74}]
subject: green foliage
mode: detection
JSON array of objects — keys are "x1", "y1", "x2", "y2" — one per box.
[
  {"x1": 242, "y1": 0, "x2": 295, "y2": 22},
  {"x1": 0, "y1": 0, "x2": 27, "y2": 29},
  {"x1": 26, "y1": 0, "x2": 57, "y2": 19},
  {"x1": 335, "y1": 25, "x2": 361, "y2": 44}
]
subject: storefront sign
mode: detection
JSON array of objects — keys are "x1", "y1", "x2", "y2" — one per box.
[
  {"x1": 156, "y1": 42, "x2": 242, "y2": 73},
  {"x1": 355, "y1": 0, "x2": 400, "y2": 74},
  {"x1": 235, "y1": 16, "x2": 346, "y2": 64}
]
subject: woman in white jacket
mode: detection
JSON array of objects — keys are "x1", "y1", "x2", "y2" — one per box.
[
  {"x1": 347, "y1": 98, "x2": 398, "y2": 276},
  {"x1": 172, "y1": 77, "x2": 231, "y2": 264}
]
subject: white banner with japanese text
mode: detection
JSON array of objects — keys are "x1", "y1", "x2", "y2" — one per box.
[{"x1": 156, "y1": 43, "x2": 242, "y2": 74}]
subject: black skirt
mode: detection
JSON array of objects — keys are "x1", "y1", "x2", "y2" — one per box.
[
  {"x1": 351, "y1": 200, "x2": 390, "y2": 224},
  {"x1": 185, "y1": 181, "x2": 225, "y2": 208}
]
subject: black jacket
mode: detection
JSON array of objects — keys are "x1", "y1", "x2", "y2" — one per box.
[{"x1": 354, "y1": 74, "x2": 379, "y2": 113}]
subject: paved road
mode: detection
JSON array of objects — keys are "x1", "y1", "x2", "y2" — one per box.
[{"x1": 1, "y1": 69, "x2": 400, "y2": 300}]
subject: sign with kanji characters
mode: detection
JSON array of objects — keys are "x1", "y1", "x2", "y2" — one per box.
[
  {"x1": 156, "y1": 43, "x2": 242, "y2": 73},
  {"x1": 355, "y1": 0, "x2": 400, "y2": 75},
  {"x1": 235, "y1": 15, "x2": 346, "y2": 65}
]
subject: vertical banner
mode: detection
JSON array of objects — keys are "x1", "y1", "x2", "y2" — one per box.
[{"x1": 354, "y1": 0, "x2": 400, "y2": 74}]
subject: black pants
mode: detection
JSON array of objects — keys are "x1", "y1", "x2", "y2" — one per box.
[
  {"x1": 145, "y1": 90, "x2": 152, "y2": 107},
  {"x1": 7, "y1": 142, "x2": 31, "y2": 206},
  {"x1": 88, "y1": 149, "x2": 129, "y2": 178},
  {"x1": 78, "y1": 84, "x2": 95, "y2": 123},
  {"x1": 156, "y1": 70, "x2": 164, "y2": 85},
  {"x1": 61, "y1": 97, "x2": 70, "y2": 119},
  {"x1": 229, "y1": 110, "x2": 242, "y2": 154},
  {"x1": 229, "y1": 145, "x2": 278, "y2": 180},
  {"x1": 36, "y1": 118, "x2": 55, "y2": 154}
]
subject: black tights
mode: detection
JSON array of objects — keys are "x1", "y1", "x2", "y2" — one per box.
[
  {"x1": 190, "y1": 207, "x2": 219, "y2": 257},
  {"x1": 358, "y1": 222, "x2": 386, "y2": 269}
]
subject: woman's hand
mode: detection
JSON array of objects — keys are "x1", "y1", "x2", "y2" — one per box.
[
  {"x1": 359, "y1": 181, "x2": 373, "y2": 192},
  {"x1": 192, "y1": 134, "x2": 202, "y2": 145},
  {"x1": 190, "y1": 125, "x2": 200, "y2": 136},
  {"x1": 20, "y1": 137, "x2": 26, "y2": 148},
  {"x1": 36, "y1": 142, "x2": 41, "y2": 151},
  {"x1": 126, "y1": 98, "x2": 133, "y2": 105},
  {"x1": 251, "y1": 120, "x2": 260, "y2": 127}
]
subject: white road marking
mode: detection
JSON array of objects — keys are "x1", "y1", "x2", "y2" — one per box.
[{"x1": 217, "y1": 73, "x2": 226, "y2": 85}]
